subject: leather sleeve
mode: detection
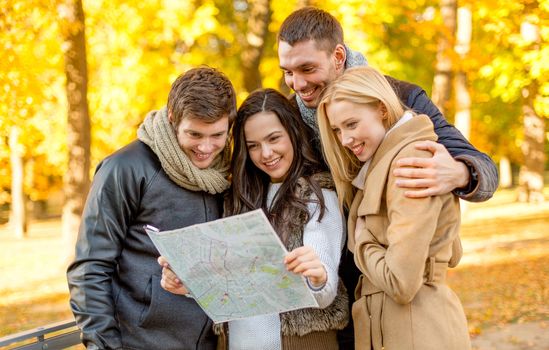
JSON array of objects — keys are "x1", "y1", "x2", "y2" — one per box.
[
  {"x1": 67, "y1": 156, "x2": 142, "y2": 350},
  {"x1": 387, "y1": 76, "x2": 499, "y2": 202}
]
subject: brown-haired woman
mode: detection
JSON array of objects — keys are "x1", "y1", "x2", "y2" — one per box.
[{"x1": 162, "y1": 88, "x2": 349, "y2": 349}]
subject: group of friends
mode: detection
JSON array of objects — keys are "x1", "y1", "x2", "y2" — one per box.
[{"x1": 66, "y1": 7, "x2": 498, "y2": 350}]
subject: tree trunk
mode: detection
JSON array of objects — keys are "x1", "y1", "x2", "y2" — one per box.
[
  {"x1": 518, "y1": 85, "x2": 545, "y2": 203},
  {"x1": 454, "y1": 71, "x2": 471, "y2": 214},
  {"x1": 454, "y1": 7, "x2": 471, "y2": 140},
  {"x1": 454, "y1": 72, "x2": 470, "y2": 140},
  {"x1": 241, "y1": 0, "x2": 271, "y2": 93},
  {"x1": 432, "y1": 0, "x2": 456, "y2": 116},
  {"x1": 9, "y1": 126, "x2": 27, "y2": 238},
  {"x1": 499, "y1": 156, "x2": 512, "y2": 188},
  {"x1": 59, "y1": 0, "x2": 91, "y2": 251}
]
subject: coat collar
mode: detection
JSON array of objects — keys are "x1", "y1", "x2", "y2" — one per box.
[{"x1": 357, "y1": 114, "x2": 437, "y2": 216}]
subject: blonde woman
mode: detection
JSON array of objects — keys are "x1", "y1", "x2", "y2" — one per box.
[{"x1": 317, "y1": 66, "x2": 470, "y2": 350}]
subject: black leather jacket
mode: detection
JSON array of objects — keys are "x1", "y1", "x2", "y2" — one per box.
[{"x1": 67, "y1": 141, "x2": 222, "y2": 350}]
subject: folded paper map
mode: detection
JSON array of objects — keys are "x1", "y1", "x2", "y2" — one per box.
[{"x1": 145, "y1": 209, "x2": 319, "y2": 323}]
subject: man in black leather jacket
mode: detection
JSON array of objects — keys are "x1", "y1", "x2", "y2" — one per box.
[
  {"x1": 67, "y1": 67, "x2": 236, "y2": 350},
  {"x1": 277, "y1": 7, "x2": 498, "y2": 349}
]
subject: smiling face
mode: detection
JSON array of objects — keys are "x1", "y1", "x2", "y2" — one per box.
[
  {"x1": 278, "y1": 39, "x2": 345, "y2": 108},
  {"x1": 326, "y1": 100, "x2": 387, "y2": 162},
  {"x1": 244, "y1": 111, "x2": 294, "y2": 183},
  {"x1": 173, "y1": 115, "x2": 229, "y2": 169}
]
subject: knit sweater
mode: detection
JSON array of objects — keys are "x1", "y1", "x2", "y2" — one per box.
[{"x1": 228, "y1": 186, "x2": 344, "y2": 349}]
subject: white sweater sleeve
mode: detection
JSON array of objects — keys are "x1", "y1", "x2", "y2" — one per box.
[{"x1": 303, "y1": 189, "x2": 345, "y2": 308}]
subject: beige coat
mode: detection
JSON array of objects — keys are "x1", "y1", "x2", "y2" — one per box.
[{"x1": 348, "y1": 115, "x2": 470, "y2": 350}]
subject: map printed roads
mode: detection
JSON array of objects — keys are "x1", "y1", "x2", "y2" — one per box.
[{"x1": 146, "y1": 209, "x2": 318, "y2": 323}]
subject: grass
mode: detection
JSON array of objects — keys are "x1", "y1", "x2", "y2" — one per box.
[
  {"x1": 0, "y1": 186, "x2": 548, "y2": 345},
  {"x1": 0, "y1": 220, "x2": 77, "y2": 348},
  {"x1": 449, "y1": 187, "x2": 549, "y2": 336}
]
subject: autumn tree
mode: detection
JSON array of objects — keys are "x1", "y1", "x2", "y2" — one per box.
[
  {"x1": 58, "y1": 0, "x2": 91, "y2": 244},
  {"x1": 473, "y1": 1, "x2": 547, "y2": 201},
  {"x1": 454, "y1": 6, "x2": 472, "y2": 140},
  {"x1": 1, "y1": 1, "x2": 66, "y2": 236},
  {"x1": 518, "y1": 20, "x2": 544, "y2": 202},
  {"x1": 9, "y1": 126, "x2": 27, "y2": 237},
  {"x1": 432, "y1": 0, "x2": 457, "y2": 116},
  {"x1": 241, "y1": 0, "x2": 272, "y2": 92},
  {"x1": 2, "y1": 0, "x2": 545, "y2": 223}
]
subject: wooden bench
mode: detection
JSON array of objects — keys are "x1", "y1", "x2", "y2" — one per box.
[{"x1": 0, "y1": 320, "x2": 81, "y2": 350}]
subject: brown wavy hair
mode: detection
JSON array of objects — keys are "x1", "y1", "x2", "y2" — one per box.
[{"x1": 225, "y1": 88, "x2": 327, "y2": 243}]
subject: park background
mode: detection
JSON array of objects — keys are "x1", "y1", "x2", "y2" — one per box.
[{"x1": 1, "y1": 0, "x2": 548, "y2": 349}]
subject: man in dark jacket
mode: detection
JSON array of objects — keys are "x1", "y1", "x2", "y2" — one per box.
[
  {"x1": 277, "y1": 7, "x2": 498, "y2": 349},
  {"x1": 67, "y1": 67, "x2": 236, "y2": 350}
]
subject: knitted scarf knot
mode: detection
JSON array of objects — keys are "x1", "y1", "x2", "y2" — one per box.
[{"x1": 137, "y1": 107, "x2": 230, "y2": 194}]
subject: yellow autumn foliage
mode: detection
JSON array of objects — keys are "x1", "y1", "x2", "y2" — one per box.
[{"x1": 0, "y1": 0, "x2": 547, "y2": 205}]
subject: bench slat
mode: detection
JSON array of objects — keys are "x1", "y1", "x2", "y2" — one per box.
[
  {"x1": 0, "y1": 320, "x2": 80, "y2": 349},
  {"x1": 9, "y1": 330, "x2": 81, "y2": 350}
]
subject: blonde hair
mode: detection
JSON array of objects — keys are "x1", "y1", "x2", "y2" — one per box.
[{"x1": 317, "y1": 66, "x2": 407, "y2": 209}]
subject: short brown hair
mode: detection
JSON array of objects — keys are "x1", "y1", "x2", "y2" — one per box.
[
  {"x1": 278, "y1": 7, "x2": 344, "y2": 53},
  {"x1": 167, "y1": 67, "x2": 236, "y2": 127}
]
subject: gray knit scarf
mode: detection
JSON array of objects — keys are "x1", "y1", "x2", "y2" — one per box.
[
  {"x1": 296, "y1": 45, "x2": 368, "y2": 142},
  {"x1": 137, "y1": 107, "x2": 230, "y2": 194}
]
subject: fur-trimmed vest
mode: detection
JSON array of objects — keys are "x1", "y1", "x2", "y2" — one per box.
[
  {"x1": 215, "y1": 172, "x2": 349, "y2": 349},
  {"x1": 280, "y1": 173, "x2": 349, "y2": 337}
]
